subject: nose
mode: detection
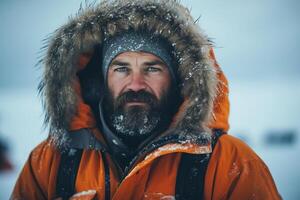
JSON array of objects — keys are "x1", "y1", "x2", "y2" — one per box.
[{"x1": 127, "y1": 72, "x2": 147, "y2": 92}]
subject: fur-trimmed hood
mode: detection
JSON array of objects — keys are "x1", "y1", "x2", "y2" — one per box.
[{"x1": 39, "y1": 0, "x2": 229, "y2": 148}]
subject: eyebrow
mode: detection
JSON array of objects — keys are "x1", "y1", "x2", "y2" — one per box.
[
  {"x1": 110, "y1": 60, "x2": 129, "y2": 67},
  {"x1": 109, "y1": 59, "x2": 167, "y2": 68},
  {"x1": 144, "y1": 60, "x2": 166, "y2": 67}
]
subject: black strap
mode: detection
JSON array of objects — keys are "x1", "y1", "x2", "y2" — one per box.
[
  {"x1": 56, "y1": 148, "x2": 83, "y2": 200},
  {"x1": 102, "y1": 152, "x2": 111, "y2": 200},
  {"x1": 175, "y1": 129, "x2": 224, "y2": 200},
  {"x1": 55, "y1": 129, "x2": 108, "y2": 199},
  {"x1": 175, "y1": 153, "x2": 209, "y2": 200}
]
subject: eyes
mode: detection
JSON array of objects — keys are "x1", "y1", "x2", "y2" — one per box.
[
  {"x1": 113, "y1": 66, "x2": 162, "y2": 73},
  {"x1": 114, "y1": 66, "x2": 128, "y2": 73},
  {"x1": 146, "y1": 66, "x2": 162, "y2": 72}
]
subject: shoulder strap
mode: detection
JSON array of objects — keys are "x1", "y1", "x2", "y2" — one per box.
[
  {"x1": 55, "y1": 129, "x2": 107, "y2": 200},
  {"x1": 175, "y1": 129, "x2": 224, "y2": 200},
  {"x1": 56, "y1": 148, "x2": 83, "y2": 200}
]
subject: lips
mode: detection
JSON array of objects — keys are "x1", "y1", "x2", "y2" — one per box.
[
  {"x1": 125, "y1": 101, "x2": 148, "y2": 107},
  {"x1": 126, "y1": 101, "x2": 146, "y2": 104},
  {"x1": 124, "y1": 96, "x2": 151, "y2": 106}
]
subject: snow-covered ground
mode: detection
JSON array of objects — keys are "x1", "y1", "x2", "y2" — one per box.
[{"x1": 0, "y1": 79, "x2": 299, "y2": 199}]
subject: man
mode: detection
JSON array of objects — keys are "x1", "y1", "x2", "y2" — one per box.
[{"x1": 12, "y1": 0, "x2": 281, "y2": 199}]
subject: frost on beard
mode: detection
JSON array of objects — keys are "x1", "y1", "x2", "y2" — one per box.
[{"x1": 112, "y1": 111, "x2": 160, "y2": 136}]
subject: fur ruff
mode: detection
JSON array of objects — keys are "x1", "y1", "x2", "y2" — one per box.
[{"x1": 38, "y1": 0, "x2": 218, "y2": 148}]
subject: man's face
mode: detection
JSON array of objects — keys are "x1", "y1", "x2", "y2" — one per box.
[
  {"x1": 107, "y1": 51, "x2": 171, "y2": 104},
  {"x1": 105, "y1": 52, "x2": 172, "y2": 139}
]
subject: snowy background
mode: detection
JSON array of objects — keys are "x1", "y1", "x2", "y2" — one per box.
[{"x1": 0, "y1": 0, "x2": 299, "y2": 199}]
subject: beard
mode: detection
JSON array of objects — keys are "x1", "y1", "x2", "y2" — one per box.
[
  {"x1": 112, "y1": 104, "x2": 160, "y2": 136},
  {"x1": 103, "y1": 88, "x2": 178, "y2": 146}
]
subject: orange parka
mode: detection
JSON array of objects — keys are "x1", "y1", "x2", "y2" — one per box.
[{"x1": 12, "y1": 0, "x2": 281, "y2": 199}]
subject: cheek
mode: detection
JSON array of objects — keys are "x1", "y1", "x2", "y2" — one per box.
[
  {"x1": 108, "y1": 79, "x2": 121, "y2": 99},
  {"x1": 149, "y1": 77, "x2": 171, "y2": 99},
  {"x1": 108, "y1": 70, "x2": 129, "y2": 98}
]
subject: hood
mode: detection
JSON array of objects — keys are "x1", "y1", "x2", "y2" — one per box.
[{"x1": 38, "y1": 0, "x2": 229, "y2": 148}]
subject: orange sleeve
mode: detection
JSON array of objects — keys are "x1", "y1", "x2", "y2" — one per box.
[
  {"x1": 204, "y1": 135, "x2": 281, "y2": 200},
  {"x1": 11, "y1": 140, "x2": 60, "y2": 200},
  {"x1": 227, "y1": 159, "x2": 282, "y2": 200}
]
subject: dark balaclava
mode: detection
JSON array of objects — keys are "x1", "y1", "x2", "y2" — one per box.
[{"x1": 100, "y1": 31, "x2": 180, "y2": 149}]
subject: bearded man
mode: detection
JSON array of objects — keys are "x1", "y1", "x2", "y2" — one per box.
[{"x1": 12, "y1": 0, "x2": 281, "y2": 199}]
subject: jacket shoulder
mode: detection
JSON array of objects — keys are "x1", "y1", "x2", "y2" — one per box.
[
  {"x1": 205, "y1": 134, "x2": 281, "y2": 199},
  {"x1": 216, "y1": 134, "x2": 260, "y2": 161},
  {"x1": 30, "y1": 139, "x2": 59, "y2": 161},
  {"x1": 11, "y1": 139, "x2": 60, "y2": 199}
]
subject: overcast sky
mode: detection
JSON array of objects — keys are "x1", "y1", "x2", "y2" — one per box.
[{"x1": 0, "y1": 0, "x2": 299, "y2": 88}]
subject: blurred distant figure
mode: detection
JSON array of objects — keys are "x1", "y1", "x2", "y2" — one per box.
[
  {"x1": 265, "y1": 130, "x2": 297, "y2": 146},
  {"x1": 0, "y1": 137, "x2": 13, "y2": 172}
]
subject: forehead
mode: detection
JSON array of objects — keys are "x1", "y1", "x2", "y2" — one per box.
[{"x1": 111, "y1": 51, "x2": 164, "y2": 63}]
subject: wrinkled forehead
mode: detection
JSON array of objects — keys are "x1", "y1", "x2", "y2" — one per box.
[{"x1": 109, "y1": 51, "x2": 168, "y2": 67}]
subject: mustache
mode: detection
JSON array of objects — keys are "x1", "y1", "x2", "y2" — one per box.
[{"x1": 114, "y1": 90, "x2": 159, "y2": 108}]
